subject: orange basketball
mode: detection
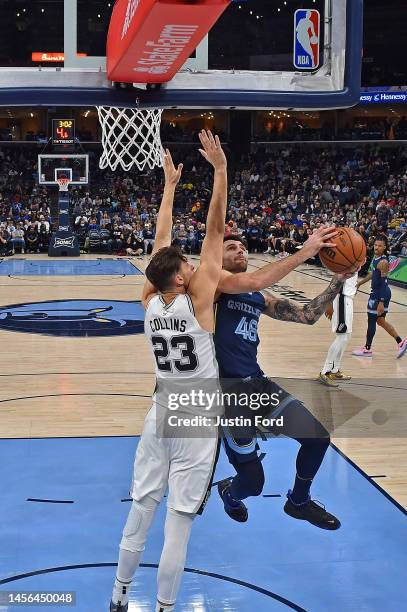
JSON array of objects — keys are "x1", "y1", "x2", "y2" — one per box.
[{"x1": 319, "y1": 227, "x2": 366, "y2": 274}]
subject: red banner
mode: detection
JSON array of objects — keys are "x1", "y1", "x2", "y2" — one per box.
[{"x1": 106, "y1": 0, "x2": 231, "y2": 83}]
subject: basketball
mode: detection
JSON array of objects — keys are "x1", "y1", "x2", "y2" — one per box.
[
  {"x1": 319, "y1": 227, "x2": 366, "y2": 274},
  {"x1": 310, "y1": 35, "x2": 319, "y2": 44}
]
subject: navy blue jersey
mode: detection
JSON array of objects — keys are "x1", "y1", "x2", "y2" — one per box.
[
  {"x1": 214, "y1": 292, "x2": 266, "y2": 378},
  {"x1": 369, "y1": 255, "x2": 391, "y2": 300}
]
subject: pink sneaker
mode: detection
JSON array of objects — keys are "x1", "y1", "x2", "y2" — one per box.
[
  {"x1": 352, "y1": 347, "x2": 373, "y2": 357},
  {"x1": 397, "y1": 338, "x2": 407, "y2": 359}
]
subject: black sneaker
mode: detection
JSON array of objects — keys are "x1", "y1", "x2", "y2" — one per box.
[
  {"x1": 284, "y1": 491, "x2": 341, "y2": 530},
  {"x1": 110, "y1": 600, "x2": 128, "y2": 612},
  {"x1": 218, "y1": 478, "x2": 248, "y2": 523}
]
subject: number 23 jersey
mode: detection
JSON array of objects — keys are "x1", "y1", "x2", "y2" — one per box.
[{"x1": 145, "y1": 293, "x2": 219, "y2": 381}]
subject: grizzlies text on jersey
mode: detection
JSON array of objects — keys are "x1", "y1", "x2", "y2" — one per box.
[{"x1": 214, "y1": 292, "x2": 266, "y2": 378}]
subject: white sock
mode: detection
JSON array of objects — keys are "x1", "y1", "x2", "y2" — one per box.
[
  {"x1": 322, "y1": 334, "x2": 350, "y2": 374},
  {"x1": 330, "y1": 333, "x2": 350, "y2": 373},
  {"x1": 156, "y1": 601, "x2": 175, "y2": 612},
  {"x1": 157, "y1": 508, "x2": 194, "y2": 607},
  {"x1": 112, "y1": 497, "x2": 158, "y2": 605}
]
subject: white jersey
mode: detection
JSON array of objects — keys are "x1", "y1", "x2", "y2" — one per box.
[
  {"x1": 145, "y1": 293, "x2": 219, "y2": 380},
  {"x1": 341, "y1": 272, "x2": 358, "y2": 298},
  {"x1": 132, "y1": 292, "x2": 220, "y2": 515}
]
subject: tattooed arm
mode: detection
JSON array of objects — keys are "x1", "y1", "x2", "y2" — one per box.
[{"x1": 263, "y1": 276, "x2": 344, "y2": 325}]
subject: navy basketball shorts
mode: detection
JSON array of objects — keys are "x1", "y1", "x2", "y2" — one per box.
[
  {"x1": 221, "y1": 376, "x2": 329, "y2": 465},
  {"x1": 367, "y1": 292, "x2": 391, "y2": 318}
]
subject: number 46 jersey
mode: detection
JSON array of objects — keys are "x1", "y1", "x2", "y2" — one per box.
[
  {"x1": 145, "y1": 293, "x2": 219, "y2": 381},
  {"x1": 214, "y1": 291, "x2": 267, "y2": 379}
]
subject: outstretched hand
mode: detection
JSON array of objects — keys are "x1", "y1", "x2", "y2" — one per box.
[
  {"x1": 162, "y1": 148, "x2": 183, "y2": 186},
  {"x1": 301, "y1": 226, "x2": 338, "y2": 258},
  {"x1": 198, "y1": 129, "x2": 227, "y2": 170}
]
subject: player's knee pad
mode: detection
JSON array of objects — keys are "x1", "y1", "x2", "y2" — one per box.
[{"x1": 120, "y1": 496, "x2": 158, "y2": 554}]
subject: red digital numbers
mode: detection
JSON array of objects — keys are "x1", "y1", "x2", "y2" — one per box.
[{"x1": 56, "y1": 127, "x2": 69, "y2": 139}]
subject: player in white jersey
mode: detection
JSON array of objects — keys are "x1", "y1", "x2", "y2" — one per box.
[
  {"x1": 318, "y1": 271, "x2": 358, "y2": 386},
  {"x1": 110, "y1": 130, "x2": 228, "y2": 612}
]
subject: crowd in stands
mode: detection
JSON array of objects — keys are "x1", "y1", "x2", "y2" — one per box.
[
  {"x1": 255, "y1": 116, "x2": 407, "y2": 142},
  {"x1": 0, "y1": 148, "x2": 51, "y2": 255},
  {"x1": 0, "y1": 144, "x2": 406, "y2": 269}
]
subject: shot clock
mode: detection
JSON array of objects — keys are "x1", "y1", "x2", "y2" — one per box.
[{"x1": 52, "y1": 119, "x2": 75, "y2": 145}]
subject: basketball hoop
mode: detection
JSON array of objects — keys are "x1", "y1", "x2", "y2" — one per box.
[
  {"x1": 57, "y1": 177, "x2": 70, "y2": 191},
  {"x1": 96, "y1": 106, "x2": 163, "y2": 172},
  {"x1": 97, "y1": 106, "x2": 163, "y2": 172}
]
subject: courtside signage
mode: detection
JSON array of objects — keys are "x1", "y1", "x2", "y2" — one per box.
[{"x1": 293, "y1": 9, "x2": 320, "y2": 70}]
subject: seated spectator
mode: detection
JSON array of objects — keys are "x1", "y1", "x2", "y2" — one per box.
[
  {"x1": 173, "y1": 223, "x2": 188, "y2": 251},
  {"x1": 108, "y1": 224, "x2": 123, "y2": 254},
  {"x1": 25, "y1": 224, "x2": 39, "y2": 253},
  {"x1": 0, "y1": 226, "x2": 10, "y2": 255},
  {"x1": 11, "y1": 223, "x2": 25, "y2": 254},
  {"x1": 142, "y1": 223, "x2": 155, "y2": 254},
  {"x1": 38, "y1": 224, "x2": 50, "y2": 253},
  {"x1": 126, "y1": 228, "x2": 144, "y2": 256}
]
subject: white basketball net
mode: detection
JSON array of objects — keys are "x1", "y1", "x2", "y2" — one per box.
[
  {"x1": 57, "y1": 178, "x2": 70, "y2": 192},
  {"x1": 96, "y1": 106, "x2": 163, "y2": 172}
]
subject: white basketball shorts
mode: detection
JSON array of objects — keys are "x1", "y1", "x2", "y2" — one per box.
[
  {"x1": 332, "y1": 293, "x2": 354, "y2": 334},
  {"x1": 131, "y1": 404, "x2": 219, "y2": 515}
]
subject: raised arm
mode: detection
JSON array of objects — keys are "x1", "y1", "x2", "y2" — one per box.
[
  {"x1": 263, "y1": 275, "x2": 345, "y2": 325},
  {"x1": 217, "y1": 226, "x2": 338, "y2": 295},
  {"x1": 141, "y1": 149, "x2": 182, "y2": 306},
  {"x1": 188, "y1": 131, "x2": 227, "y2": 328}
]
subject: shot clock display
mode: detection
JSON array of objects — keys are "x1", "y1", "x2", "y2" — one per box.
[{"x1": 52, "y1": 119, "x2": 75, "y2": 145}]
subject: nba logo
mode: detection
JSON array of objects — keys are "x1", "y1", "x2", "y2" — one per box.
[{"x1": 293, "y1": 9, "x2": 320, "y2": 70}]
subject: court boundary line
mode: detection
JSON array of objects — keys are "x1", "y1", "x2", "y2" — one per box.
[
  {"x1": 330, "y1": 443, "x2": 407, "y2": 515},
  {"x1": 0, "y1": 562, "x2": 306, "y2": 611}
]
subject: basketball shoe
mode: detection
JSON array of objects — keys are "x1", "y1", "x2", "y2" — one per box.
[
  {"x1": 330, "y1": 370, "x2": 351, "y2": 380},
  {"x1": 218, "y1": 478, "x2": 248, "y2": 522},
  {"x1": 352, "y1": 347, "x2": 373, "y2": 357},
  {"x1": 317, "y1": 372, "x2": 339, "y2": 387},
  {"x1": 110, "y1": 601, "x2": 128, "y2": 612},
  {"x1": 397, "y1": 338, "x2": 407, "y2": 359},
  {"x1": 284, "y1": 491, "x2": 341, "y2": 530}
]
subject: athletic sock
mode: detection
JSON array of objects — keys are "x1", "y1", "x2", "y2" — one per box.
[
  {"x1": 396, "y1": 336, "x2": 402, "y2": 344},
  {"x1": 112, "y1": 576, "x2": 131, "y2": 606},
  {"x1": 156, "y1": 601, "x2": 175, "y2": 612},
  {"x1": 365, "y1": 343, "x2": 371, "y2": 350},
  {"x1": 290, "y1": 473, "x2": 313, "y2": 504}
]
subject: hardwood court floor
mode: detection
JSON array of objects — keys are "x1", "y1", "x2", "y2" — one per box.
[{"x1": 0, "y1": 254, "x2": 406, "y2": 507}]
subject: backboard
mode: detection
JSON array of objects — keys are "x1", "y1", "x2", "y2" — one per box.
[
  {"x1": 38, "y1": 155, "x2": 89, "y2": 186},
  {"x1": 0, "y1": 0, "x2": 363, "y2": 110}
]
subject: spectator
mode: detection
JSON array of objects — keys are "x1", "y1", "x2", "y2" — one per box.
[
  {"x1": 142, "y1": 223, "x2": 155, "y2": 254},
  {"x1": 11, "y1": 222, "x2": 25, "y2": 254},
  {"x1": 25, "y1": 224, "x2": 39, "y2": 253}
]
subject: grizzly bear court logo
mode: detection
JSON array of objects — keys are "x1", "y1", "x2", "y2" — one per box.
[{"x1": 0, "y1": 300, "x2": 145, "y2": 337}]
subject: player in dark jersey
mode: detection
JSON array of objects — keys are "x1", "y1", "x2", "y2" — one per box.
[
  {"x1": 352, "y1": 235, "x2": 407, "y2": 358},
  {"x1": 214, "y1": 234, "x2": 353, "y2": 529}
]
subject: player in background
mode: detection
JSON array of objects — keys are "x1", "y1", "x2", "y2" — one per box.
[
  {"x1": 110, "y1": 131, "x2": 227, "y2": 612},
  {"x1": 213, "y1": 236, "x2": 352, "y2": 529},
  {"x1": 318, "y1": 271, "x2": 358, "y2": 387},
  {"x1": 352, "y1": 235, "x2": 407, "y2": 358}
]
